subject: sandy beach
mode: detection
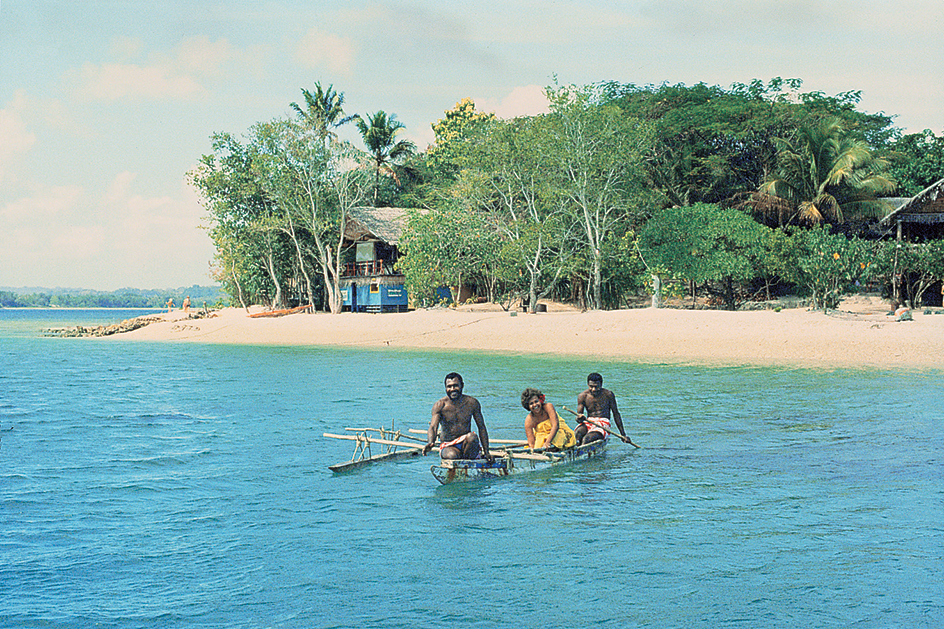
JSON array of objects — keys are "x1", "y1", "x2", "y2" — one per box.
[{"x1": 109, "y1": 296, "x2": 944, "y2": 370}]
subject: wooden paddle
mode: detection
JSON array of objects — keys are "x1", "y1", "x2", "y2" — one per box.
[{"x1": 562, "y1": 406, "x2": 640, "y2": 448}]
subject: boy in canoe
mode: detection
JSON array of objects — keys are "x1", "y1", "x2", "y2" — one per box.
[
  {"x1": 423, "y1": 372, "x2": 493, "y2": 461},
  {"x1": 574, "y1": 372, "x2": 633, "y2": 445}
]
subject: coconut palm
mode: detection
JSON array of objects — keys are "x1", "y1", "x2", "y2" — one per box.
[
  {"x1": 355, "y1": 110, "x2": 417, "y2": 205},
  {"x1": 761, "y1": 117, "x2": 895, "y2": 225},
  {"x1": 290, "y1": 83, "x2": 357, "y2": 143}
]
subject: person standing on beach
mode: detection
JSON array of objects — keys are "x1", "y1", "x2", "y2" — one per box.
[
  {"x1": 166, "y1": 298, "x2": 174, "y2": 313},
  {"x1": 574, "y1": 372, "x2": 633, "y2": 445},
  {"x1": 183, "y1": 296, "x2": 191, "y2": 314},
  {"x1": 423, "y1": 372, "x2": 492, "y2": 461}
]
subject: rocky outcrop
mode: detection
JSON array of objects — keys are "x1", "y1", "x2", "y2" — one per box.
[{"x1": 43, "y1": 311, "x2": 216, "y2": 337}]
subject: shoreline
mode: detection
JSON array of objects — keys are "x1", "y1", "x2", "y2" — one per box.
[{"x1": 95, "y1": 297, "x2": 944, "y2": 371}]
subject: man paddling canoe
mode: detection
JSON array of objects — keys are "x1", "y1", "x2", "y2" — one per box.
[
  {"x1": 423, "y1": 372, "x2": 493, "y2": 461},
  {"x1": 574, "y1": 372, "x2": 633, "y2": 445}
]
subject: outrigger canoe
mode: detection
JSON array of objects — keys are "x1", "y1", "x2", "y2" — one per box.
[
  {"x1": 324, "y1": 426, "x2": 529, "y2": 473},
  {"x1": 323, "y1": 427, "x2": 426, "y2": 472},
  {"x1": 431, "y1": 438, "x2": 607, "y2": 484}
]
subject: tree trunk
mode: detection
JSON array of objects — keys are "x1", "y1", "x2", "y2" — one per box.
[
  {"x1": 651, "y1": 274, "x2": 662, "y2": 309},
  {"x1": 591, "y1": 251, "x2": 602, "y2": 310},
  {"x1": 265, "y1": 249, "x2": 283, "y2": 309},
  {"x1": 226, "y1": 243, "x2": 248, "y2": 311}
]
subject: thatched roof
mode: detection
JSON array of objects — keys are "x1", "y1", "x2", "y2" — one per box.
[
  {"x1": 880, "y1": 178, "x2": 944, "y2": 226},
  {"x1": 344, "y1": 206, "x2": 411, "y2": 245}
]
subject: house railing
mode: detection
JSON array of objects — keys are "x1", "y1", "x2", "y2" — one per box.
[{"x1": 341, "y1": 260, "x2": 401, "y2": 277}]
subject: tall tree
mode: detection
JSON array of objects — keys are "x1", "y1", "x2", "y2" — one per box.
[
  {"x1": 545, "y1": 84, "x2": 657, "y2": 310},
  {"x1": 638, "y1": 204, "x2": 771, "y2": 309},
  {"x1": 261, "y1": 117, "x2": 371, "y2": 314},
  {"x1": 601, "y1": 78, "x2": 898, "y2": 209},
  {"x1": 458, "y1": 116, "x2": 577, "y2": 311},
  {"x1": 761, "y1": 117, "x2": 896, "y2": 225},
  {"x1": 290, "y1": 83, "x2": 357, "y2": 145},
  {"x1": 191, "y1": 132, "x2": 293, "y2": 309},
  {"x1": 426, "y1": 98, "x2": 496, "y2": 182},
  {"x1": 355, "y1": 110, "x2": 417, "y2": 205}
]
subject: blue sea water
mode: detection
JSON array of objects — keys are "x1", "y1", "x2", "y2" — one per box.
[{"x1": 1, "y1": 308, "x2": 942, "y2": 628}]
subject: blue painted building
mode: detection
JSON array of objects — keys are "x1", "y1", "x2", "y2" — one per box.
[{"x1": 341, "y1": 207, "x2": 411, "y2": 313}]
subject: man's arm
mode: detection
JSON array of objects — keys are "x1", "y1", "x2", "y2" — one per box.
[
  {"x1": 424, "y1": 401, "x2": 442, "y2": 455},
  {"x1": 607, "y1": 390, "x2": 630, "y2": 443},
  {"x1": 471, "y1": 399, "x2": 491, "y2": 459},
  {"x1": 575, "y1": 390, "x2": 588, "y2": 421}
]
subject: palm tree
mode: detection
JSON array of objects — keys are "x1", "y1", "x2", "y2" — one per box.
[
  {"x1": 290, "y1": 83, "x2": 357, "y2": 143},
  {"x1": 760, "y1": 117, "x2": 895, "y2": 225},
  {"x1": 355, "y1": 111, "x2": 417, "y2": 205}
]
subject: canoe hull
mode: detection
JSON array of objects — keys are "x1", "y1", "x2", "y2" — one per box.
[{"x1": 431, "y1": 438, "x2": 607, "y2": 484}]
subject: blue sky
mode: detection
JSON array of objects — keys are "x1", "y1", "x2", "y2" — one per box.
[{"x1": 2, "y1": 0, "x2": 942, "y2": 290}]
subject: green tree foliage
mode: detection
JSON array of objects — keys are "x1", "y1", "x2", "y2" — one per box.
[
  {"x1": 0, "y1": 287, "x2": 223, "y2": 308},
  {"x1": 355, "y1": 110, "x2": 417, "y2": 206},
  {"x1": 544, "y1": 83, "x2": 657, "y2": 309},
  {"x1": 452, "y1": 116, "x2": 578, "y2": 311},
  {"x1": 638, "y1": 203, "x2": 772, "y2": 309},
  {"x1": 425, "y1": 98, "x2": 496, "y2": 182},
  {"x1": 761, "y1": 117, "x2": 895, "y2": 225},
  {"x1": 396, "y1": 205, "x2": 501, "y2": 306},
  {"x1": 190, "y1": 131, "x2": 295, "y2": 309},
  {"x1": 872, "y1": 240, "x2": 944, "y2": 307},
  {"x1": 194, "y1": 85, "x2": 371, "y2": 313},
  {"x1": 600, "y1": 78, "x2": 897, "y2": 209},
  {"x1": 785, "y1": 227, "x2": 875, "y2": 310},
  {"x1": 290, "y1": 83, "x2": 357, "y2": 144},
  {"x1": 887, "y1": 130, "x2": 944, "y2": 196}
]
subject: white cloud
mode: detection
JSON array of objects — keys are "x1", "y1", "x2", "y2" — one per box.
[
  {"x1": 295, "y1": 28, "x2": 356, "y2": 76},
  {"x1": 0, "y1": 175, "x2": 214, "y2": 290},
  {"x1": 476, "y1": 85, "x2": 550, "y2": 119},
  {"x1": 2, "y1": 184, "x2": 85, "y2": 225},
  {"x1": 72, "y1": 62, "x2": 205, "y2": 102},
  {"x1": 0, "y1": 93, "x2": 37, "y2": 181},
  {"x1": 175, "y1": 36, "x2": 236, "y2": 77},
  {"x1": 111, "y1": 35, "x2": 144, "y2": 61}
]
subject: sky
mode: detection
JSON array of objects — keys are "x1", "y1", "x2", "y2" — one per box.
[{"x1": 2, "y1": 0, "x2": 942, "y2": 291}]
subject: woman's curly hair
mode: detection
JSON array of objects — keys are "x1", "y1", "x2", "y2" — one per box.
[{"x1": 521, "y1": 387, "x2": 545, "y2": 410}]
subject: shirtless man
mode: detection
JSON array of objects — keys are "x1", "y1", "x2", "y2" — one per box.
[
  {"x1": 575, "y1": 372, "x2": 633, "y2": 445},
  {"x1": 423, "y1": 372, "x2": 492, "y2": 461}
]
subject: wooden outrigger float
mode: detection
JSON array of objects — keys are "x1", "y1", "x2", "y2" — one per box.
[
  {"x1": 324, "y1": 426, "x2": 427, "y2": 472},
  {"x1": 324, "y1": 427, "x2": 530, "y2": 473},
  {"x1": 430, "y1": 438, "x2": 608, "y2": 485}
]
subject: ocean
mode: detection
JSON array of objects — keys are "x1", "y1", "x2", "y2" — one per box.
[{"x1": 1, "y1": 308, "x2": 941, "y2": 628}]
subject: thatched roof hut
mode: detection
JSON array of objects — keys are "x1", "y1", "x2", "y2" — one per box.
[
  {"x1": 344, "y1": 206, "x2": 410, "y2": 245},
  {"x1": 880, "y1": 179, "x2": 944, "y2": 238}
]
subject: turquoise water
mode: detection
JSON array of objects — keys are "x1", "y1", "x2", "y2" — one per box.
[{"x1": 1, "y1": 309, "x2": 942, "y2": 628}]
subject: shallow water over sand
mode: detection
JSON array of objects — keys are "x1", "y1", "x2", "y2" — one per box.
[{"x1": 1, "y1": 310, "x2": 942, "y2": 628}]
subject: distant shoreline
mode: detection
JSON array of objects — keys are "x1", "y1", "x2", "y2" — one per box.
[
  {"x1": 97, "y1": 298, "x2": 944, "y2": 371},
  {"x1": 2, "y1": 306, "x2": 166, "y2": 310}
]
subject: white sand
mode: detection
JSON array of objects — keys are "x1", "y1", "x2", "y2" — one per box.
[{"x1": 114, "y1": 296, "x2": 944, "y2": 370}]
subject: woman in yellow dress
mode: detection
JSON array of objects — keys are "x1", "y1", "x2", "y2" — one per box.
[{"x1": 521, "y1": 387, "x2": 576, "y2": 450}]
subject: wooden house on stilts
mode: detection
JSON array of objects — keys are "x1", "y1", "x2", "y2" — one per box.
[{"x1": 341, "y1": 207, "x2": 410, "y2": 313}]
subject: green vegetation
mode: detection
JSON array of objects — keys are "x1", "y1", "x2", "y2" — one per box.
[
  {"x1": 193, "y1": 77, "x2": 944, "y2": 313},
  {"x1": 0, "y1": 286, "x2": 223, "y2": 309}
]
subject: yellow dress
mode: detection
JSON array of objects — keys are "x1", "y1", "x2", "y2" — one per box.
[{"x1": 533, "y1": 414, "x2": 577, "y2": 449}]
